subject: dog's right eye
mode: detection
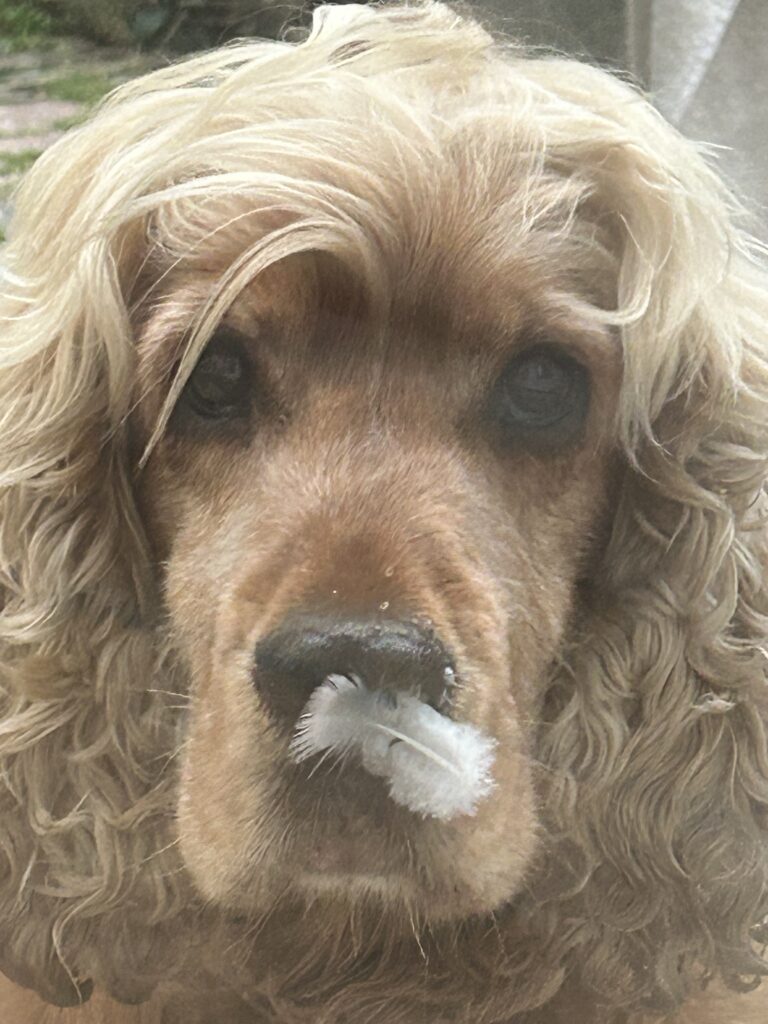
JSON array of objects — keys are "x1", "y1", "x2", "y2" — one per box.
[
  {"x1": 179, "y1": 333, "x2": 251, "y2": 422},
  {"x1": 486, "y1": 345, "x2": 590, "y2": 449}
]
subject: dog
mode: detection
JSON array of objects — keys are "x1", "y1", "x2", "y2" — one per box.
[{"x1": 1, "y1": 3, "x2": 767, "y2": 1021}]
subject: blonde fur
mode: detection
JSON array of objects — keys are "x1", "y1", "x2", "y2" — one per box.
[{"x1": 1, "y1": 2, "x2": 768, "y2": 1021}]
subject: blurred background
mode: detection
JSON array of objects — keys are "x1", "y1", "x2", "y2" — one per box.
[{"x1": 1, "y1": 0, "x2": 765, "y2": 241}]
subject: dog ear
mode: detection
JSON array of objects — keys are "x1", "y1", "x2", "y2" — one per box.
[
  {"x1": 0, "y1": 81, "x2": 191, "y2": 1003},
  {"x1": 533, "y1": 58, "x2": 768, "y2": 1010}
]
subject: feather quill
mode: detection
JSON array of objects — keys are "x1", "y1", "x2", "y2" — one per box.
[{"x1": 290, "y1": 675, "x2": 496, "y2": 820}]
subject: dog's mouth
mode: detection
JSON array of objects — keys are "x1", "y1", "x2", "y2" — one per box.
[{"x1": 270, "y1": 748, "x2": 425, "y2": 895}]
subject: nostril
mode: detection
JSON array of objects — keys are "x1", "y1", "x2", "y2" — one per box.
[{"x1": 252, "y1": 616, "x2": 454, "y2": 728}]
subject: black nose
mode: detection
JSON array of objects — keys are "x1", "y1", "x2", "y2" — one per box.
[{"x1": 253, "y1": 616, "x2": 455, "y2": 727}]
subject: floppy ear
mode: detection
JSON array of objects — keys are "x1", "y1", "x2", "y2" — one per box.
[
  {"x1": 0, "y1": 105, "x2": 190, "y2": 1005},
  {"x1": 533, "y1": 57, "x2": 768, "y2": 1013}
]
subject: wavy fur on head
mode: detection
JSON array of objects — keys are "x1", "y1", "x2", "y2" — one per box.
[{"x1": 1, "y1": 3, "x2": 768, "y2": 1022}]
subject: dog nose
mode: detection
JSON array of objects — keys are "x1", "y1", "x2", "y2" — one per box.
[{"x1": 253, "y1": 616, "x2": 455, "y2": 727}]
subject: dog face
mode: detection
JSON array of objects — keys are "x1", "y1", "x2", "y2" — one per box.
[
  {"x1": 135, "y1": 219, "x2": 620, "y2": 919},
  {"x1": 3, "y1": 4, "x2": 768, "y2": 1015}
]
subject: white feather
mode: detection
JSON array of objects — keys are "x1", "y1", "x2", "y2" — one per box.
[{"x1": 290, "y1": 675, "x2": 496, "y2": 820}]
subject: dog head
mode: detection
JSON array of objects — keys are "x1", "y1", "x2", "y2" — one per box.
[
  {"x1": 1, "y1": 3, "x2": 767, "y2": 1018},
  {"x1": 135, "y1": 192, "x2": 619, "y2": 922}
]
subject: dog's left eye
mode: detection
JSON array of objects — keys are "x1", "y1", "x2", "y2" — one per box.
[
  {"x1": 180, "y1": 335, "x2": 251, "y2": 421},
  {"x1": 488, "y1": 345, "x2": 590, "y2": 446}
]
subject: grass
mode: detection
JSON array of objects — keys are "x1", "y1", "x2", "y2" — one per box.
[
  {"x1": 43, "y1": 69, "x2": 113, "y2": 104},
  {"x1": 0, "y1": 2, "x2": 53, "y2": 52},
  {"x1": 0, "y1": 147, "x2": 41, "y2": 174}
]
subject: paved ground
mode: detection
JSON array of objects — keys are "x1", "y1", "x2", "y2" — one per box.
[{"x1": 0, "y1": 39, "x2": 159, "y2": 240}]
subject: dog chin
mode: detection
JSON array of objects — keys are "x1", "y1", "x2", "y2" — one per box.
[
  {"x1": 289, "y1": 865, "x2": 522, "y2": 922},
  {"x1": 235, "y1": 861, "x2": 522, "y2": 925},
  {"x1": 294, "y1": 868, "x2": 415, "y2": 905},
  {"x1": 185, "y1": 814, "x2": 532, "y2": 926}
]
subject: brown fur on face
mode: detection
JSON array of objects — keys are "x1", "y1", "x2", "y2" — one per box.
[
  {"x1": 135, "y1": 252, "x2": 619, "y2": 921},
  {"x1": 2, "y1": 4, "x2": 768, "y2": 1023}
]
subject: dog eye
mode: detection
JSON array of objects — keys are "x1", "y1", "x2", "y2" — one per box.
[
  {"x1": 181, "y1": 335, "x2": 251, "y2": 421},
  {"x1": 488, "y1": 346, "x2": 589, "y2": 445}
]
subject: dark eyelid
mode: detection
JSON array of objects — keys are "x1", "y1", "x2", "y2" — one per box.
[
  {"x1": 167, "y1": 326, "x2": 251, "y2": 391},
  {"x1": 195, "y1": 326, "x2": 251, "y2": 364}
]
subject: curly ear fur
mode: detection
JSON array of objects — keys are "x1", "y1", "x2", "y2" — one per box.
[
  {"x1": 0, "y1": 461, "x2": 191, "y2": 1005},
  {"x1": 0, "y1": 2, "x2": 767, "y2": 1018},
  {"x1": 0, "y1": 142, "x2": 192, "y2": 1008},
  {"x1": 528, "y1": 55, "x2": 768, "y2": 1013}
]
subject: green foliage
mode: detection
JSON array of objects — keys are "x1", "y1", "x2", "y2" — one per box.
[
  {"x1": 0, "y1": 1, "x2": 53, "y2": 50},
  {"x1": 0, "y1": 148, "x2": 41, "y2": 174},
  {"x1": 36, "y1": 0, "x2": 148, "y2": 46},
  {"x1": 3, "y1": 1, "x2": 322, "y2": 51},
  {"x1": 43, "y1": 69, "x2": 112, "y2": 103}
]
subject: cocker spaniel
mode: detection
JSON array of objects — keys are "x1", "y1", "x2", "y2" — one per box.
[{"x1": 1, "y1": 3, "x2": 768, "y2": 1022}]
